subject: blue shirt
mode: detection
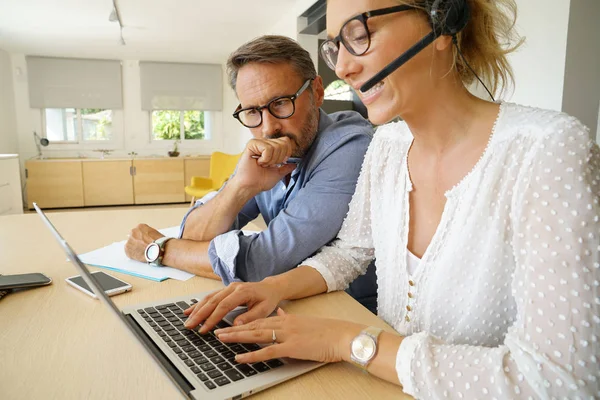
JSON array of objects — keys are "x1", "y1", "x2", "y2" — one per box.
[{"x1": 180, "y1": 109, "x2": 377, "y2": 311}]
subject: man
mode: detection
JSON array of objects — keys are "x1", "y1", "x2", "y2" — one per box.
[{"x1": 125, "y1": 35, "x2": 377, "y2": 313}]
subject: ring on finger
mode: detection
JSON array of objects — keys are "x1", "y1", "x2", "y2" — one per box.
[{"x1": 272, "y1": 329, "x2": 277, "y2": 344}]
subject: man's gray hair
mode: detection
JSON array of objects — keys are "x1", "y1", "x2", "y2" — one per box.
[{"x1": 226, "y1": 35, "x2": 317, "y2": 91}]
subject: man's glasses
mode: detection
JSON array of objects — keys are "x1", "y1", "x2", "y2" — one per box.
[
  {"x1": 320, "y1": 5, "x2": 415, "y2": 70},
  {"x1": 233, "y1": 79, "x2": 313, "y2": 128}
]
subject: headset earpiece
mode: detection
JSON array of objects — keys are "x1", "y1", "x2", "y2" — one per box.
[{"x1": 429, "y1": 0, "x2": 470, "y2": 36}]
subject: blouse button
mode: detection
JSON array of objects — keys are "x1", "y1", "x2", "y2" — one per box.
[
  {"x1": 407, "y1": 305, "x2": 412, "y2": 311},
  {"x1": 409, "y1": 280, "x2": 415, "y2": 286},
  {"x1": 405, "y1": 316, "x2": 411, "y2": 322},
  {"x1": 408, "y1": 292, "x2": 414, "y2": 298}
]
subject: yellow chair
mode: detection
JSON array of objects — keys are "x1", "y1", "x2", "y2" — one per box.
[{"x1": 185, "y1": 152, "x2": 241, "y2": 205}]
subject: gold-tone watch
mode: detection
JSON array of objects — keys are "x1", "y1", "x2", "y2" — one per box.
[{"x1": 350, "y1": 326, "x2": 383, "y2": 371}]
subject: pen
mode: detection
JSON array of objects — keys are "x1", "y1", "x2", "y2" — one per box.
[{"x1": 250, "y1": 155, "x2": 301, "y2": 167}]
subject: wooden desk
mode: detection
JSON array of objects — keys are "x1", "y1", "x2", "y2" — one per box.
[{"x1": 0, "y1": 208, "x2": 408, "y2": 399}]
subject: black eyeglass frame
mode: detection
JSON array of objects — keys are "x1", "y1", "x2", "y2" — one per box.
[
  {"x1": 320, "y1": 5, "x2": 416, "y2": 70},
  {"x1": 232, "y1": 78, "x2": 314, "y2": 128}
]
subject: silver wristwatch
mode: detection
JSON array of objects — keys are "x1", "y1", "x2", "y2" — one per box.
[
  {"x1": 144, "y1": 236, "x2": 172, "y2": 267},
  {"x1": 350, "y1": 326, "x2": 383, "y2": 371}
]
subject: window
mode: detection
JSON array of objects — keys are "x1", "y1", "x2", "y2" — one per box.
[
  {"x1": 44, "y1": 108, "x2": 113, "y2": 142},
  {"x1": 324, "y1": 80, "x2": 354, "y2": 101},
  {"x1": 151, "y1": 110, "x2": 206, "y2": 141}
]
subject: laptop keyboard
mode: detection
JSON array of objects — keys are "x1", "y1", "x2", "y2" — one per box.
[{"x1": 136, "y1": 299, "x2": 284, "y2": 391}]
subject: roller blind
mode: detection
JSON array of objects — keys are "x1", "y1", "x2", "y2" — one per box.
[
  {"x1": 140, "y1": 61, "x2": 222, "y2": 111},
  {"x1": 26, "y1": 56, "x2": 123, "y2": 109}
]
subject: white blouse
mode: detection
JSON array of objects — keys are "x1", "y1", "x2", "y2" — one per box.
[{"x1": 303, "y1": 103, "x2": 600, "y2": 399}]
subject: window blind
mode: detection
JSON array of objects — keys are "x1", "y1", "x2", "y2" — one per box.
[
  {"x1": 140, "y1": 61, "x2": 222, "y2": 111},
  {"x1": 26, "y1": 56, "x2": 123, "y2": 109}
]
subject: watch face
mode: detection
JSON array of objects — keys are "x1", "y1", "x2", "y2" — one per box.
[
  {"x1": 351, "y1": 335, "x2": 376, "y2": 362},
  {"x1": 145, "y1": 243, "x2": 160, "y2": 262}
]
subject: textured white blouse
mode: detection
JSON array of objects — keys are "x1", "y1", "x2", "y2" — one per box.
[{"x1": 303, "y1": 103, "x2": 600, "y2": 399}]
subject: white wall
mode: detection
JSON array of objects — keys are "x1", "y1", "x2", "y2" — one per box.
[
  {"x1": 0, "y1": 48, "x2": 18, "y2": 154},
  {"x1": 561, "y1": 0, "x2": 600, "y2": 141},
  {"x1": 507, "y1": 0, "x2": 571, "y2": 110}
]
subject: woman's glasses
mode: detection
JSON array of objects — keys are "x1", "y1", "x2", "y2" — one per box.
[{"x1": 319, "y1": 5, "x2": 415, "y2": 70}]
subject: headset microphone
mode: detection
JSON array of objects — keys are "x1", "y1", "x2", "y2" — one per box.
[{"x1": 359, "y1": 30, "x2": 437, "y2": 93}]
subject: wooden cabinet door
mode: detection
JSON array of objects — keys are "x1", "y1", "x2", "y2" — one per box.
[
  {"x1": 133, "y1": 159, "x2": 185, "y2": 204},
  {"x1": 83, "y1": 161, "x2": 134, "y2": 206},
  {"x1": 26, "y1": 161, "x2": 84, "y2": 209},
  {"x1": 184, "y1": 157, "x2": 210, "y2": 202}
]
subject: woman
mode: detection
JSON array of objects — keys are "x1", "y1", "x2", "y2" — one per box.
[{"x1": 184, "y1": 0, "x2": 600, "y2": 397}]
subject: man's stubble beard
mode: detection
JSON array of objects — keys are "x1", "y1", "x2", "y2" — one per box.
[{"x1": 292, "y1": 99, "x2": 320, "y2": 158}]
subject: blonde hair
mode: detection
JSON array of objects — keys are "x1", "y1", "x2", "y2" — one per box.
[{"x1": 398, "y1": 0, "x2": 524, "y2": 96}]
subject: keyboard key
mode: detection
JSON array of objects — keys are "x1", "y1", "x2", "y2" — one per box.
[
  {"x1": 167, "y1": 342, "x2": 177, "y2": 348},
  {"x1": 176, "y1": 301, "x2": 190, "y2": 310},
  {"x1": 266, "y1": 359, "x2": 284, "y2": 369},
  {"x1": 185, "y1": 359, "x2": 195, "y2": 367},
  {"x1": 188, "y1": 350, "x2": 201, "y2": 358},
  {"x1": 153, "y1": 327, "x2": 162, "y2": 332},
  {"x1": 216, "y1": 362, "x2": 232, "y2": 371},
  {"x1": 159, "y1": 309, "x2": 172, "y2": 315},
  {"x1": 137, "y1": 309, "x2": 145, "y2": 314},
  {"x1": 148, "y1": 322, "x2": 157, "y2": 328},
  {"x1": 207, "y1": 369, "x2": 222, "y2": 379},
  {"x1": 182, "y1": 345, "x2": 195, "y2": 352},
  {"x1": 156, "y1": 305, "x2": 168, "y2": 310},
  {"x1": 193, "y1": 357, "x2": 208, "y2": 365},
  {"x1": 166, "y1": 303, "x2": 178, "y2": 309},
  {"x1": 210, "y1": 356, "x2": 225, "y2": 364},
  {"x1": 213, "y1": 345, "x2": 228, "y2": 353},
  {"x1": 191, "y1": 339, "x2": 204, "y2": 346},
  {"x1": 198, "y1": 344, "x2": 212, "y2": 352},
  {"x1": 204, "y1": 350, "x2": 218, "y2": 358},
  {"x1": 167, "y1": 330, "x2": 181, "y2": 337},
  {"x1": 178, "y1": 354, "x2": 188, "y2": 360},
  {"x1": 222, "y1": 351, "x2": 235, "y2": 360},
  {"x1": 243, "y1": 344, "x2": 261, "y2": 352},
  {"x1": 204, "y1": 381, "x2": 216, "y2": 390},
  {"x1": 190, "y1": 298, "x2": 198, "y2": 304},
  {"x1": 215, "y1": 320, "x2": 231, "y2": 329},
  {"x1": 229, "y1": 345, "x2": 246, "y2": 354},
  {"x1": 158, "y1": 321, "x2": 171, "y2": 327},
  {"x1": 214, "y1": 376, "x2": 231, "y2": 386},
  {"x1": 196, "y1": 372, "x2": 208, "y2": 382},
  {"x1": 143, "y1": 317, "x2": 152, "y2": 322},
  {"x1": 144, "y1": 307, "x2": 157, "y2": 313},
  {"x1": 167, "y1": 317, "x2": 179, "y2": 323},
  {"x1": 224, "y1": 369, "x2": 244, "y2": 382},
  {"x1": 149, "y1": 313, "x2": 161, "y2": 319},
  {"x1": 182, "y1": 331, "x2": 196, "y2": 337},
  {"x1": 190, "y1": 366, "x2": 201, "y2": 374},
  {"x1": 236, "y1": 364, "x2": 257, "y2": 377},
  {"x1": 160, "y1": 335, "x2": 170, "y2": 341},
  {"x1": 252, "y1": 362, "x2": 270, "y2": 373},
  {"x1": 200, "y1": 362, "x2": 215, "y2": 372},
  {"x1": 154, "y1": 316, "x2": 165, "y2": 322},
  {"x1": 173, "y1": 348, "x2": 182, "y2": 354}
]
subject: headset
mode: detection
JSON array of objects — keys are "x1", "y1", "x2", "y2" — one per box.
[{"x1": 359, "y1": 0, "x2": 495, "y2": 101}]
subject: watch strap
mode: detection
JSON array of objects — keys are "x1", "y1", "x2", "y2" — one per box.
[
  {"x1": 351, "y1": 326, "x2": 383, "y2": 371},
  {"x1": 151, "y1": 236, "x2": 172, "y2": 267}
]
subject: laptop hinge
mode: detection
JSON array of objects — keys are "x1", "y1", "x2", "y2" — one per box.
[{"x1": 124, "y1": 314, "x2": 195, "y2": 397}]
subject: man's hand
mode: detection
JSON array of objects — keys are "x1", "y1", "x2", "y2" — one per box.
[
  {"x1": 124, "y1": 223, "x2": 164, "y2": 262},
  {"x1": 231, "y1": 137, "x2": 297, "y2": 195}
]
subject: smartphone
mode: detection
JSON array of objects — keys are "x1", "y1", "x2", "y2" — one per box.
[
  {"x1": 65, "y1": 271, "x2": 132, "y2": 298},
  {"x1": 0, "y1": 273, "x2": 52, "y2": 290}
]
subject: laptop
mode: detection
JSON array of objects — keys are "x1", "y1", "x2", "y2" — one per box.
[{"x1": 34, "y1": 203, "x2": 323, "y2": 400}]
